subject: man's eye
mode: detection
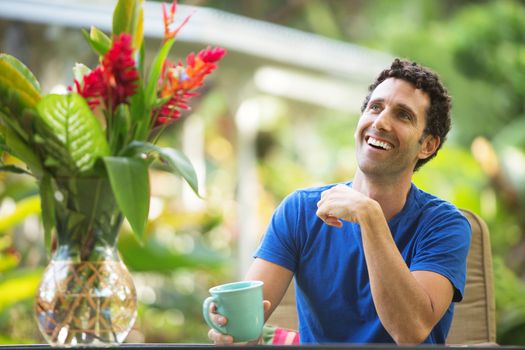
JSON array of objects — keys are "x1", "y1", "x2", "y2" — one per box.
[
  {"x1": 400, "y1": 111, "x2": 412, "y2": 120},
  {"x1": 370, "y1": 104, "x2": 381, "y2": 112}
]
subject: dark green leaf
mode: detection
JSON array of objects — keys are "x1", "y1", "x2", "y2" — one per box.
[
  {"x1": 110, "y1": 104, "x2": 131, "y2": 154},
  {"x1": 122, "y1": 141, "x2": 199, "y2": 195},
  {"x1": 103, "y1": 156, "x2": 149, "y2": 239},
  {"x1": 135, "y1": 38, "x2": 175, "y2": 140},
  {"x1": 130, "y1": 83, "x2": 145, "y2": 123},
  {"x1": 0, "y1": 164, "x2": 31, "y2": 175},
  {"x1": 0, "y1": 121, "x2": 42, "y2": 177},
  {"x1": 145, "y1": 38, "x2": 175, "y2": 110},
  {"x1": 35, "y1": 93, "x2": 109, "y2": 175},
  {"x1": 157, "y1": 147, "x2": 199, "y2": 196},
  {"x1": 39, "y1": 173, "x2": 55, "y2": 256}
]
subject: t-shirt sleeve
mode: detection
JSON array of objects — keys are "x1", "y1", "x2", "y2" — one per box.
[
  {"x1": 254, "y1": 191, "x2": 302, "y2": 272},
  {"x1": 410, "y1": 207, "x2": 471, "y2": 302}
]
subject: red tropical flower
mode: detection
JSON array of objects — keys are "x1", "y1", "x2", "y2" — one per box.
[
  {"x1": 71, "y1": 33, "x2": 139, "y2": 111},
  {"x1": 101, "y1": 33, "x2": 139, "y2": 107},
  {"x1": 154, "y1": 46, "x2": 226, "y2": 126},
  {"x1": 72, "y1": 67, "x2": 105, "y2": 109}
]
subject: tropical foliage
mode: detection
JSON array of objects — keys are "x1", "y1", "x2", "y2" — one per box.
[
  {"x1": 0, "y1": 0, "x2": 226, "y2": 343},
  {"x1": 0, "y1": 0, "x2": 226, "y2": 248}
]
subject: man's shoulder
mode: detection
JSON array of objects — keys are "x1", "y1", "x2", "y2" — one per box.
[
  {"x1": 412, "y1": 185, "x2": 458, "y2": 210},
  {"x1": 411, "y1": 185, "x2": 468, "y2": 223}
]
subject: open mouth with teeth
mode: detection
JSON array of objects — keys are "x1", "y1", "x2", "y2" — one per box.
[{"x1": 366, "y1": 136, "x2": 393, "y2": 151}]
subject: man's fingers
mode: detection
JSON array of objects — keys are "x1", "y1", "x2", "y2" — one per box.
[
  {"x1": 263, "y1": 300, "x2": 271, "y2": 313},
  {"x1": 316, "y1": 206, "x2": 343, "y2": 227},
  {"x1": 325, "y1": 216, "x2": 343, "y2": 227},
  {"x1": 208, "y1": 329, "x2": 234, "y2": 344},
  {"x1": 316, "y1": 207, "x2": 335, "y2": 221},
  {"x1": 318, "y1": 187, "x2": 335, "y2": 204},
  {"x1": 208, "y1": 302, "x2": 217, "y2": 314},
  {"x1": 316, "y1": 209, "x2": 327, "y2": 223},
  {"x1": 207, "y1": 302, "x2": 227, "y2": 325},
  {"x1": 212, "y1": 313, "x2": 227, "y2": 326}
]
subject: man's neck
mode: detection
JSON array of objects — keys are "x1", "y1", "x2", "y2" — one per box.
[{"x1": 352, "y1": 170, "x2": 413, "y2": 221}]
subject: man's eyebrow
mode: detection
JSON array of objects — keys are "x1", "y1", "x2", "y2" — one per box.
[
  {"x1": 397, "y1": 103, "x2": 417, "y2": 118},
  {"x1": 367, "y1": 98, "x2": 384, "y2": 106}
]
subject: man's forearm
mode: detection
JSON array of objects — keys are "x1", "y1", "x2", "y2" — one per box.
[{"x1": 357, "y1": 201, "x2": 439, "y2": 344}]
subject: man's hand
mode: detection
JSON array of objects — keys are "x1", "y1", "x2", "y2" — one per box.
[
  {"x1": 207, "y1": 300, "x2": 271, "y2": 345},
  {"x1": 316, "y1": 184, "x2": 373, "y2": 227}
]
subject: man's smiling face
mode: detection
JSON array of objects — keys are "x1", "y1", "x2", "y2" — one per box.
[{"x1": 354, "y1": 78, "x2": 439, "y2": 180}]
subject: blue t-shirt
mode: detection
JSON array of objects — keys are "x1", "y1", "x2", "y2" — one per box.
[{"x1": 255, "y1": 182, "x2": 471, "y2": 344}]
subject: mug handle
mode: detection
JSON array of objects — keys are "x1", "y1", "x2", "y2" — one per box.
[{"x1": 202, "y1": 296, "x2": 228, "y2": 335}]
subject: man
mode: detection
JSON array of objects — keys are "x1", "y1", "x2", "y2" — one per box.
[{"x1": 208, "y1": 58, "x2": 471, "y2": 344}]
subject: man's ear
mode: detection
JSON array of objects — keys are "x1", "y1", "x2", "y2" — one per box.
[{"x1": 418, "y1": 135, "x2": 440, "y2": 160}]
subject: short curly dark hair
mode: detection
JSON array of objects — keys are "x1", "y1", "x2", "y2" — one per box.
[{"x1": 360, "y1": 58, "x2": 452, "y2": 171}]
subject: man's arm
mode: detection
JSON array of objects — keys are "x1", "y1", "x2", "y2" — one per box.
[
  {"x1": 245, "y1": 258, "x2": 295, "y2": 322},
  {"x1": 317, "y1": 185, "x2": 455, "y2": 344},
  {"x1": 358, "y1": 204, "x2": 454, "y2": 344}
]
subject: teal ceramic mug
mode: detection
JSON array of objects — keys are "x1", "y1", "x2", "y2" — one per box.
[{"x1": 202, "y1": 280, "x2": 264, "y2": 342}]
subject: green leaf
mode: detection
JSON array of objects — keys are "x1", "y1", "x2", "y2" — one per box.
[
  {"x1": 0, "y1": 164, "x2": 31, "y2": 175},
  {"x1": 134, "y1": 4, "x2": 145, "y2": 50},
  {"x1": 136, "y1": 37, "x2": 175, "y2": 140},
  {"x1": 137, "y1": 42, "x2": 145, "y2": 78},
  {"x1": 39, "y1": 174, "x2": 55, "y2": 255},
  {"x1": 145, "y1": 38, "x2": 175, "y2": 110},
  {"x1": 110, "y1": 104, "x2": 131, "y2": 154},
  {"x1": 35, "y1": 93, "x2": 109, "y2": 175},
  {"x1": 81, "y1": 27, "x2": 111, "y2": 56},
  {"x1": 0, "y1": 121, "x2": 42, "y2": 177},
  {"x1": 122, "y1": 141, "x2": 199, "y2": 195},
  {"x1": 112, "y1": 0, "x2": 143, "y2": 49},
  {"x1": 0, "y1": 55, "x2": 41, "y2": 115},
  {"x1": 130, "y1": 81, "x2": 145, "y2": 124},
  {"x1": 103, "y1": 156, "x2": 149, "y2": 239},
  {"x1": 128, "y1": 42, "x2": 146, "y2": 137},
  {"x1": 157, "y1": 148, "x2": 199, "y2": 195},
  {"x1": 0, "y1": 106, "x2": 29, "y2": 143},
  {"x1": 0, "y1": 54, "x2": 40, "y2": 93}
]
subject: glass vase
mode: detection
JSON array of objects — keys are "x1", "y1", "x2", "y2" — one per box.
[{"x1": 34, "y1": 177, "x2": 137, "y2": 347}]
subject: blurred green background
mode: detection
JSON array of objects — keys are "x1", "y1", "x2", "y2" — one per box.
[{"x1": 1, "y1": 0, "x2": 525, "y2": 345}]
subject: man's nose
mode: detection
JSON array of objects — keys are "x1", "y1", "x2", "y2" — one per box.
[{"x1": 371, "y1": 109, "x2": 393, "y2": 131}]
